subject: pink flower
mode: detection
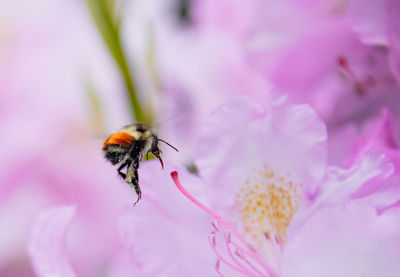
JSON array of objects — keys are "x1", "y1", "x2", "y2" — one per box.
[
  {"x1": 25, "y1": 93, "x2": 399, "y2": 276},
  {"x1": 347, "y1": 0, "x2": 400, "y2": 85},
  {"x1": 123, "y1": 0, "x2": 273, "y2": 162},
  {"x1": 281, "y1": 200, "x2": 400, "y2": 277},
  {"x1": 28, "y1": 206, "x2": 77, "y2": 277},
  {"x1": 327, "y1": 108, "x2": 400, "y2": 211},
  {"x1": 117, "y1": 161, "x2": 216, "y2": 276},
  {"x1": 328, "y1": 108, "x2": 400, "y2": 170},
  {"x1": 168, "y1": 96, "x2": 400, "y2": 276},
  {"x1": 4, "y1": 1, "x2": 400, "y2": 276},
  {"x1": 123, "y1": 0, "x2": 400, "y2": 145},
  {"x1": 28, "y1": 161, "x2": 217, "y2": 277},
  {"x1": 265, "y1": 22, "x2": 399, "y2": 127},
  {"x1": 0, "y1": 0, "x2": 131, "y2": 275}
]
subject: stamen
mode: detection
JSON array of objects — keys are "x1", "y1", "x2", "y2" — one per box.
[
  {"x1": 274, "y1": 234, "x2": 281, "y2": 245},
  {"x1": 171, "y1": 171, "x2": 278, "y2": 277},
  {"x1": 210, "y1": 233, "x2": 217, "y2": 247},
  {"x1": 212, "y1": 221, "x2": 221, "y2": 232},
  {"x1": 337, "y1": 55, "x2": 365, "y2": 95},
  {"x1": 224, "y1": 232, "x2": 257, "y2": 277},
  {"x1": 235, "y1": 248, "x2": 245, "y2": 259},
  {"x1": 264, "y1": 232, "x2": 270, "y2": 240},
  {"x1": 215, "y1": 260, "x2": 225, "y2": 277},
  {"x1": 274, "y1": 234, "x2": 284, "y2": 252},
  {"x1": 225, "y1": 231, "x2": 231, "y2": 244},
  {"x1": 209, "y1": 232, "x2": 250, "y2": 274},
  {"x1": 236, "y1": 248, "x2": 269, "y2": 277},
  {"x1": 231, "y1": 240, "x2": 275, "y2": 277},
  {"x1": 248, "y1": 244, "x2": 257, "y2": 253}
]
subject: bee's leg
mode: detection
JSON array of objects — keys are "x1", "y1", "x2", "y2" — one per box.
[
  {"x1": 132, "y1": 180, "x2": 142, "y2": 206},
  {"x1": 117, "y1": 161, "x2": 130, "y2": 179},
  {"x1": 132, "y1": 156, "x2": 141, "y2": 206},
  {"x1": 126, "y1": 157, "x2": 142, "y2": 206}
]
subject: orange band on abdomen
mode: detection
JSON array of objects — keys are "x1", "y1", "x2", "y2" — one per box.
[{"x1": 103, "y1": 132, "x2": 135, "y2": 149}]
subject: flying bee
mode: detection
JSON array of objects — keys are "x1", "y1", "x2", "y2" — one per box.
[{"x1": 102, "y1": 123, "x2": 178, "y2": 205}]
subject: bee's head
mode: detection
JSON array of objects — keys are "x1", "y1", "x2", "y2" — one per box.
[
  {"x1": 150, "y1": 137, "x2": 164, "y2": 169},
  {"x1": 150, "y1": 136, "x2": 179, "y2": 170}
]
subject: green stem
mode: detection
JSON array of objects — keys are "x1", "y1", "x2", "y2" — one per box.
[{"x1": 86, "y1": 0, "x2": 150, "y2": 123}]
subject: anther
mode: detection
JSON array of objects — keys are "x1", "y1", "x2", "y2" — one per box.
[
  {"x1": 235, "y1": 248, "x2": 245, "y2": 259},
  {"x1": 274, "y1": 233, "x2": 284, "y2": 252},
  {"x1": 337, "y1": 56, "x2": 347, "y2": 67},
  {"x1": 212, "y1": 221, "x2": 220, "y2": 232},
  {"x1": 224, "y1": 231, "x2": 231, "y2": 244},
  {"x1": 264, "y1": 231, "x2": 270, "y2": 240},
  {"x1": 209, "y1": 233, "x2": 217, "y2": 247},
  {"x1": 274, "y1": 233, "x2": 282, "y2": 245},
  {"x1": 215, "y1": 260, "x2": 221, "y2": 270},
  {"x1": 215, "y1": 260, "x2": 226, "y2": 277},
  {"x1": 337, "y1": 55, "x2": 366, "y2": 95},
  {"x1": 248, "y1": 244, "x2": 257, "y2": 253}
]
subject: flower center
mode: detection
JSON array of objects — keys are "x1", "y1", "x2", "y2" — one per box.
[
  {"x1": 235, "y1": 165, "x2": 301, "y2": 248},
  {"x1": 171, "y1": 171, "x2": 279, "y2": 277}
]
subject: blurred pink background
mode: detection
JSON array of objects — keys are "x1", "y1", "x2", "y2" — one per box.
[{"x1": 1, "y1": 0, "x2": 399, "y2": 276}]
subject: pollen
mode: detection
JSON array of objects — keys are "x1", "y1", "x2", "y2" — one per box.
[{"x1": 235, "y1": 165, "x2": 301, "y2": 247}]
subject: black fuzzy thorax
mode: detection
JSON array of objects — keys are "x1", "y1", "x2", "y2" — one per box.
[{"x1": 103, "y1": 139, "x2": 148, "y2": 166}]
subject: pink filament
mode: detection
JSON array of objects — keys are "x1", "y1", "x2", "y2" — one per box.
[
  {"x1": 209, "y1": 234, "x2": 250, "y2": 274},
  {"x1": 337, "y1": 55, "x2": 365, "y2": 94},
  {"x1": 274, "y1": 234, "x2": 284, "y2": 253},
  {"x1": 236, "y1": 249, "x2": 269, "y2": 277},
  {"x1": 223, "y1": 232, "x2": 258, "y2": 277},
  {"x1": 231, "y1": 240, "x2": 276, "y2": 276},
  {"x1": 171, "y1": 171, "x2": 278, "y2": 277}
]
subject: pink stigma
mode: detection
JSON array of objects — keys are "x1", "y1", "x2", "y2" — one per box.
[{"x1": 170, "y1": 171, "x2": 225, "y2": 226}]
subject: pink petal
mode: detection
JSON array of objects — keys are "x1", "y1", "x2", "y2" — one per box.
[
  {"x1": 283, "y1": 201, "x2": 400, "y2": 277},
  {"x1": 107, "y1": 251, "x2": 148, "y2": 277},
  {"x1": 327, "y1": 124, "x2": 359, "y2": 166},
  {"x1": 316, "y1": 151, "x2": 394, "y2": 205},
  {"x1": 347, "y1": 0, "x2": 389, "y2": 45},
  {"x1": 195, "y1": 97, "x2": 264, "y2": 211},
  {"x1": 195, "y1": 97, "x2": 327, "y2": 213},
  {"x1": 346, "y1": 0, "x2": 400, "y2": 86},
  {"x1": 28, "y1": 206, "x2": 77, "y2": 277},
  {"x1": 364, "y1": 176, "x2": 400, "y2": 211},
  {"x1": 328, "y1": 109, "x2": 400, "y2": 169},
  {"x1": 118, "y1": 161, "x2": 216, "y2": 276},
  {"x1": 388, "y1": 0, "x2": 400, "y2": 85},
  {"x1": 194, "y1": 0, "x2": 257, "y2": 36},
  {"x1": 260, "y1": 97, "x2": 327, "y2": 192},
  {"x1": 266, "y1": 21, "x2": 398, "y2": 126}
]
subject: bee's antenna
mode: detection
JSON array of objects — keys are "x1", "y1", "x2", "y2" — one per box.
[{"x1": 158, "y1": 139, "x2": 179, "y2": 152}]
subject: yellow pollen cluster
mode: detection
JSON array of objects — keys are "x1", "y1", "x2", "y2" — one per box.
[{"x1": 235, "y1": 165, "x2": 301, "y2": 245}]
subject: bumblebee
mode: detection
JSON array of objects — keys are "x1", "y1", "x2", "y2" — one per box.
[{"x1": 102, "y1": 123, "x2": 178, "y2": 205}]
